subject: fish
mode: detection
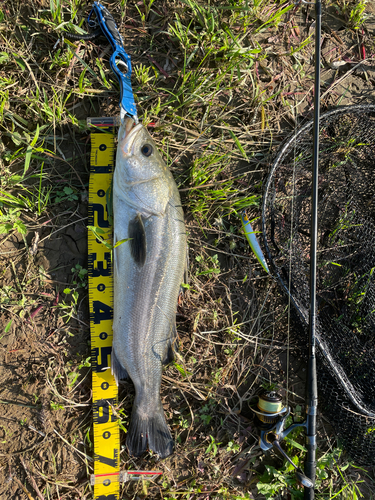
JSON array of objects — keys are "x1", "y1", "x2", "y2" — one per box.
[{"x1": 112, "y1": 118, "x2": 187, "y2": 459}]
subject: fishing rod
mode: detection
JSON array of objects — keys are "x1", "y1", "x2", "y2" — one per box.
[
  {"x1": 304, "y1": 0, "x2": 321, "y2": 495},
  {"x1": 253, "y1": 0, "x2": 321, "y2": 497}
]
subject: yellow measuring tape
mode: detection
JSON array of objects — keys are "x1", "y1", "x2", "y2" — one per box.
[
  {"x1": 88, "y1": 120, "x2": 120, "y2": 500},
  {"x1": 88, "y1": 118, "x2": 162, "y2": 498}
]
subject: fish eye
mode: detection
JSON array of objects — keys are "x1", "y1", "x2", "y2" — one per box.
[{"x1": 141, "y1": 144, "x2": 153, "y2": 157}]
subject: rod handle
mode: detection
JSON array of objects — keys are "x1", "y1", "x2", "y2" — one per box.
[{"x1": 303, "y1": 440, "x2": 316, "y2": 499}]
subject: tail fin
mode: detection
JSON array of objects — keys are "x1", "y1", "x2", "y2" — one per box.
[{"x1": 126, "y1": 402, "x2": 173, "y2": 459}]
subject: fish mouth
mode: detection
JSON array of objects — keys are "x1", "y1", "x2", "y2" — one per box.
[{"x1": 119, "y1": 118, "x2": 143, "y2": 156}]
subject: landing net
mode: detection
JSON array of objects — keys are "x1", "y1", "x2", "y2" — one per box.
[{"x1": 262, "y1": 104, "x2": 375, "y2": 464}]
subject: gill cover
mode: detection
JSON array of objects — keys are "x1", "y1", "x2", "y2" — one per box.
[{"x1": 114, "y1": 120, "x2": 173, "y2": 217}]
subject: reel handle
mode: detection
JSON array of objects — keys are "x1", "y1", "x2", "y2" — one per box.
[{"x1": 271, "y1": 438, "x2": 313, "y2": 489}]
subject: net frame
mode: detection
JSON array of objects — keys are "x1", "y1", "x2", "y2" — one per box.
[{"x1": 262, "y1": 104, "x2": 375, "y2": 464}]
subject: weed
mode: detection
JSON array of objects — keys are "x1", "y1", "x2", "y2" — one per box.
[
  {"x1": 177, "y1": 415, "x2": 189, "y2": 430},
  {"x1": 71, "y1": 263, "x2": 88, "y2": 289},
  {"x1": 0, "y1": 425, "x2": 13, "y2": 444},
  {"x1": 87, "y1": 225, "x2": 112, "y2": 250},
  {"x1": 115, "y1": 407, "x2": 129, "y2": 434},
  {"x1": 199, "y1": 399, "x2": 217, "y2": 426},
  {"x1": 66, "y1": 356, "x2": 91, "y2": 390},
  {"x1": 205, "y1": 435, "x2": 222, "y2": 458},
  {"x1": 187, "y1": 149, "x2": 258, "y2": 226},
  {"x1": 335, "y1": 0, "x2": 368, "y2": 29},
  {"x1": 195, "y1": 253, "x2": 220, "y2": 278},
  {"x1": 256, "y1": 440, "x2": 365, "y2": 500},
  {"x1": 0, "y1": 207, "x2": 27, "y2": 236},
  {"x1": 54, "y1": 185, "x2": 79, "y2": 204},
  {"x1": 50, "y1": 401, "x2": 64, "y2": 411},
  {"x1": 57, "y1": 288, "x2": 79, "y2": 323},
  {"x1": 226, "y1": 440, "x2": 241, "y2": 453}
]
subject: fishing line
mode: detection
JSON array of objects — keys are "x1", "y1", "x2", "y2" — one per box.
[
  {"x1": 286, "y1": 0, "x2": 309, "y2": 415},
  {"x1": 286, "y1": 102, "x2": 300, "y2": 412}
]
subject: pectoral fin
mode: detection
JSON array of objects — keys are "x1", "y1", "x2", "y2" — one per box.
[{"x1": 128, "y1": 214, "x2": 146, "y2": 266}]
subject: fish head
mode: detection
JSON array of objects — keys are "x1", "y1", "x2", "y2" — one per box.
[{"x1": 114, "y1": 119, "x2": 175, "y2": 216}]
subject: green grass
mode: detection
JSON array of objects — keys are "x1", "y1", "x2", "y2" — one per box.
[{"x1": 0, "y1": 0, "x2": 374, "y2": 498}]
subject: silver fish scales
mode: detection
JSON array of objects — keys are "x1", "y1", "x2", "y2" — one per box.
[{"x1": 112, "y1": 119, "x2": 187, "y2": 458}]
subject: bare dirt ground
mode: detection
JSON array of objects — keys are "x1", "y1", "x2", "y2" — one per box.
[{"x1": 0, "y1": 138, "x2": 92, "y2": 498}]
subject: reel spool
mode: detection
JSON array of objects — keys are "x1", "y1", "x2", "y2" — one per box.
[
  {"x1": 252, "y1": 390, "x2": 287, "y2": 430},
  {"x1": 251, "y1": 390, "x2": 314, "y2": 489}
]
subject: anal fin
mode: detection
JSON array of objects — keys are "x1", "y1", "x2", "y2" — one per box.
[
  {"x1": 111, "y1": 348, "x2": 129, "y2": 385},
  {"x1": 162, "y1": 324, "x2": 178, "y2": 365},
  {"x1": 183, "y1": 246, "x2": 189, "y2": 286}
]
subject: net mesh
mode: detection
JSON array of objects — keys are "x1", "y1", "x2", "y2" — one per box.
[{"x1": 262, "y1": 105, "x2": 375, "y2": 465}]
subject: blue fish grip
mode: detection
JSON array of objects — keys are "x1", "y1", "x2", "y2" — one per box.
[{"x1": 88, "y1": 1, "x2": 138, "y2": 122}]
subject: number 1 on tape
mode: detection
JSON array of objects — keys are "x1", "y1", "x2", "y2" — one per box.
[{"x1": 88, "y1": 121, "x2": 120, "y2": 500}]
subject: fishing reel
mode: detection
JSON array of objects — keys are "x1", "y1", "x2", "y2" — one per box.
[{"x1": 252, "y1": 390, "x2": 313, "y2": 489}]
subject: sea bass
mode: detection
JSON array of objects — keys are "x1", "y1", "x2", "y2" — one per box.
[{"x1": 112, "y1": 118, "x2": 187, "y2": 459}]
